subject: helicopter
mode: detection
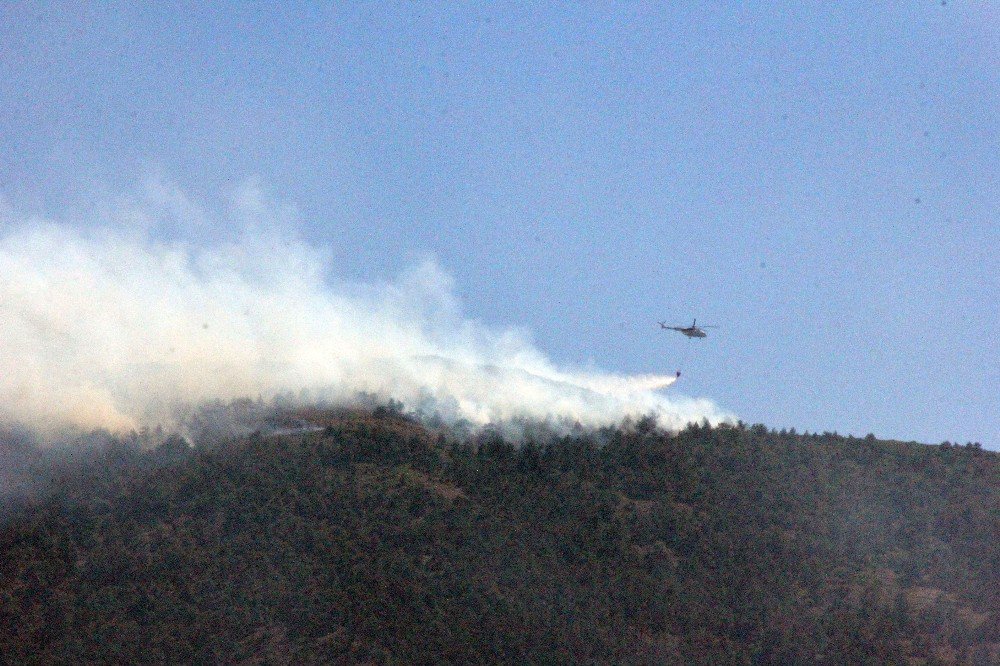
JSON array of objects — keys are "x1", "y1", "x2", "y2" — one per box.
[{"x1": 659, "y1": 319, "x2": 718, "y2": 339}]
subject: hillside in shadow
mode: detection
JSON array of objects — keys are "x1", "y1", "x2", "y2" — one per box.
[{"x1": 1, "y1": 408, "x2": 997, "y2": 664}]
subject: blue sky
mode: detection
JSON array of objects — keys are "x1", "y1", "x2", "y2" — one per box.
[{"x1": 1, "y1": 2, "x2": 997, "y2": 446}]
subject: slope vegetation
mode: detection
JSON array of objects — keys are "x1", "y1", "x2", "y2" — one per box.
[{"x1": 1, "y1": 410, "x2": 997, "y2": 664}]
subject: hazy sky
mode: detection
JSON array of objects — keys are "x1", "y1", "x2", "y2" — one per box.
[{"x1": 1, "y1": 2, "x2": 996, "y2": 446}]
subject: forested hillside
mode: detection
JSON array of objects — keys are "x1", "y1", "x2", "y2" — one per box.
[{"x1": 1, "y1": 409, "x2": 997, "y2": 664}]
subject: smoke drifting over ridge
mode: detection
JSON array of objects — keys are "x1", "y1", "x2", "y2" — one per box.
[{"x1": 0, "y1": 184, "x2": 733, "y2": 439}]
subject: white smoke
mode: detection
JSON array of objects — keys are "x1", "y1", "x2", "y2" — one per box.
[{"x1": 0, "y1": 183, "x2": 733, "y2": 438}]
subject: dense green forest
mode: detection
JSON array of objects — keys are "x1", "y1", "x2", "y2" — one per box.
[{"x1": 1, "y1": 407, "x2": 997, "y2": 664}]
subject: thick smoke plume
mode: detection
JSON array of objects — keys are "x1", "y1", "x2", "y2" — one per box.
[{"x1": 0, "y1": 184, "x2": 733, "y2": 439}]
